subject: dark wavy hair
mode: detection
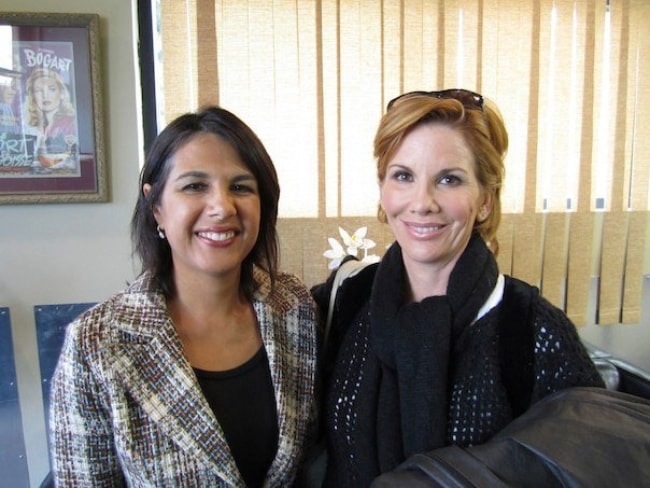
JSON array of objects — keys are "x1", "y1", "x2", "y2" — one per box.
[{"x1": 131, "y1": 106, "x2": 280, "y2": 298}]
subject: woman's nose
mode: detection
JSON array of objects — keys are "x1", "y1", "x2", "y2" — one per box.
[
  {"x1": 208, "y1": 187, "x2": 236, "y2": 220},
  {"x1": 411, "y1": 182, "x2": 439, "y2": 214}
]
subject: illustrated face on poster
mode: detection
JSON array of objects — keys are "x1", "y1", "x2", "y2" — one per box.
[{"x1": 0, "y1": 41, "x2": 80, "y2": 178}]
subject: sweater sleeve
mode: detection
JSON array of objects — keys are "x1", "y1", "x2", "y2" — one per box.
[
  {"x1": 49, "y1": 315, "x2": 126, "y2": 487},
  {"x1": 530, "y1": 295, "x2": 605, "y2": 401}
]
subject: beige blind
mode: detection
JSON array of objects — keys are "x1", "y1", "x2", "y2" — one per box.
[{"x1": 157, "y1": 0, "x2": 650, "y2": 325}]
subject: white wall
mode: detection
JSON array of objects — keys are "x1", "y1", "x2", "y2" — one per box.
[{"x1": 0, "y1": 1, "x2": 141, "y2": 485}]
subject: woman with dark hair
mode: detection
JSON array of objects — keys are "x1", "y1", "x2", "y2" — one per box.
[
  {"x1": 50, "y1": 106, "x2": 318, "y2": 487},
  {"x1": 312, "y1": 90, "x2": 604, "y2": 486}
]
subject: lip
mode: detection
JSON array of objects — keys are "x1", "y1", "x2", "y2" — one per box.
[
  {"x1": 195, "y1": 227, "x2": 239, "y2": 245},
  {"x1": 403, "y1": 221, "x2": 446, "y2": 238}
]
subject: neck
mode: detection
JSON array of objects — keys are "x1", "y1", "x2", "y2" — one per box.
[
  {"x1": 169, "y1": 269, "x2": 245, "y2": 332},
  {"x1": 403, "y1": 256, "x2": 460, "y2": 302},
  {"x1": 43, "y1": 111, "x2": 54, "y2": 127},
  {"x1": 167, "y1": 270, "x2": 261, "y2": 371}
]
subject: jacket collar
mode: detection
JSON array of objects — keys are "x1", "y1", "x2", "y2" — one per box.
[
  {"x1": 107, "y1": 271, "x2": 312, "y2": 485},
  {"x1": 109, "y1": 273, "x2": 242, "y2": 485}
]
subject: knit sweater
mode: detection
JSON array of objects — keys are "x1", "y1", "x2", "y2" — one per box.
[{"x1": 313, "y1": 238, "x2": 604, "y2": 487}]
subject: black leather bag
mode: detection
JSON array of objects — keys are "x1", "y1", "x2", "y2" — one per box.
[{"x1": 371, "y1": 387, "x2": 650, "y2": 487}]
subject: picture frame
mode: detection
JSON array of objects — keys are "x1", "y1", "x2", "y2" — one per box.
[{"x1": 0, "y1": 12, "x2": 107, "y2": 204}]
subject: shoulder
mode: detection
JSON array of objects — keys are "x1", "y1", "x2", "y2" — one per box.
[
  {"x1": 254, "y1": 267, "x2": 315, "y2": 313},
  {"x1": 275, "y1": 271, "x2": 314, "y2": 301},
  {"x1": 329, "y1": 262, "x2": 377, "y2": 331},
  {"x1": 502, "y1": 275, "x2": 539, "y2": 301},
  {"x1": 55, "y1": 113, "x2": 76, "y2": 125},
  {"x1": 501, "y1": 275, "x2": 580, "y2": 336},
  {"x1": 63, "y1": 293, "x2": 120, "y2": 347},
  {"x1": 62, "y1": 273, "x2": 165, "y2": 353},
  {"x1": 55, "y1": 294, "x2": 122, "y2": 382},
  {"x1": 498, "y1": 276, "x2": 541, "y2": 324},
  {"x1": 337, "y1": 261, "x2": 378, "y2": 303},
  {"x1": 503, "y1": 275, "x2": 575, "y2": 327}
]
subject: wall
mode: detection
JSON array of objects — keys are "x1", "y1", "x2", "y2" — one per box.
[{"x1": 0, "y1": 1, "x2": 141, "y2": 486}]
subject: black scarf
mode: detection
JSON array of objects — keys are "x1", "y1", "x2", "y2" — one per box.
[{"x1": 368, "y1": 232, "x2": 498, "y2": 470}]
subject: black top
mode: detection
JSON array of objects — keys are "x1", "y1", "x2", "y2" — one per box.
[
  {"x1": 194, "y1": 346, "x2": 278, "y2": 488},
  {"x1": 312, "y1": 237, "x2": 605, "y2": 487}
]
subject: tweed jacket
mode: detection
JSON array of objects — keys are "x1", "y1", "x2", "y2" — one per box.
[{"x1": 50, "y1": 268, "x2": 318, "y2": 487}]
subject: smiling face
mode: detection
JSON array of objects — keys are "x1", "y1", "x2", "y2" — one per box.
[
  {"x1": 380, "y1": 122, "x2": 490, "y2": 279},
  {"x1": 146, "y1": 132, "x2": 261, "y2": 284}
]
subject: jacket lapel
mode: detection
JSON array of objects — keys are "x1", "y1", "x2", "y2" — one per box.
[
  {"x1": 254, "y1": 271, "x2": 316, "y2": 484},
  {"x1": 109, "y1": 278, "x2": 242, "y2": 486}
]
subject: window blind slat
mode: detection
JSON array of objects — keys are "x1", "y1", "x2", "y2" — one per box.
[
  {"x1": 496, "y1": 213, "x2": 514, "y2": 277},
  {"x1": 622, "y1": 211, "x2": 647, "y2": 323},
  {"x1": 566, "y1": 212, "x2": 595, "y2": 326},
  {"x1": 599, "y1": 211, "x2": 628, "y2": 324},
  {"x1": 160, "y1": 0, "x2": 195, "y2": 120},
  {"x1": 196, "y1": 0, "x2": 217, "y2": 106},
  {"x1": 512, "y1": 213, "x2": 544, "y2": 288},
  {"x1": 541, "y1": 213, "x2": 568, "y2": 309}
]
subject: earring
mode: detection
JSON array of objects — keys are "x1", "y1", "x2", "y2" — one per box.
[{"x1": 156, "y1": 225, "x2": 166, "y2": 239}]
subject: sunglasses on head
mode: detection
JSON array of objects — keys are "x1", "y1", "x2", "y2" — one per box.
[{"x1": 386, "y1": 88, "x2": 484, "y2": 111}]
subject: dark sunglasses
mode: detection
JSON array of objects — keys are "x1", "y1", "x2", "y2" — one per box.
[{"x1": 386, "y1": 88, "x2": 484, "y2": 111}]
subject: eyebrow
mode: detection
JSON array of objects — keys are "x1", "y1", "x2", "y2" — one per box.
[
  {"x1": 173, "y1": 170, "x2": 257, "y2": 183},
  {"x1": 174, "y1": 170, "x2": 209, "y2": 181},
  {"x1": 437, "y1": 167, "x2": 469, "y2": 175},
  {"x1": 387, "y1": 163, "x2": 469, "y2": 174},
  {"x1": 232, "y1": 173, "x2": 257, "y2": 184}
]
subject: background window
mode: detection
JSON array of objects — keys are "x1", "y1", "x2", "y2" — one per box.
[{"x1": 139, "y1": 0, "x2": 650, "y2": 326}]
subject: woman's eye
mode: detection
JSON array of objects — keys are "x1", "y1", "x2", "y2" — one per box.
[
  {"x1": 391, "y1": 170, "x2": 412, "y2": 182},
  {"x1": 182, "y1": 182, "x2": 207, "y2": 192},
  {"x1": 439, "y1": 174, "x2": 462, "y2": 185},
  {"x1": 231, "y1": 183, "x2": 255, "y2": 193}
]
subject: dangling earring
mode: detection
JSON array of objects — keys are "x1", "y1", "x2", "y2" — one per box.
[{"x1": 156, "y1": 225, "x2": 166, "y2": 239}]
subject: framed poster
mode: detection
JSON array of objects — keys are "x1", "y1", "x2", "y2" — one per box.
[{"x1": 0, "y1": 12, "x2": 107, "y2": 204}]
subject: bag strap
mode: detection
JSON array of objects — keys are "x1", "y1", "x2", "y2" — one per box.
[{"x1": 323, "y1": 259, "x2": 371, "y2": 357}]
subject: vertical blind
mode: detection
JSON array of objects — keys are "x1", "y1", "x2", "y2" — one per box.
[{"x1": 155, "y1": 0, "x2": 649, "y2": 326}]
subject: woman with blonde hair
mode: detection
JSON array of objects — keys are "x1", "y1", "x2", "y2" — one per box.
[
  {"x1": 312, "y1": 89, "x2": 604, "y2": 486},
  {"x1": 25, "y1": 68, "x2": 76, "y2": 157}
]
